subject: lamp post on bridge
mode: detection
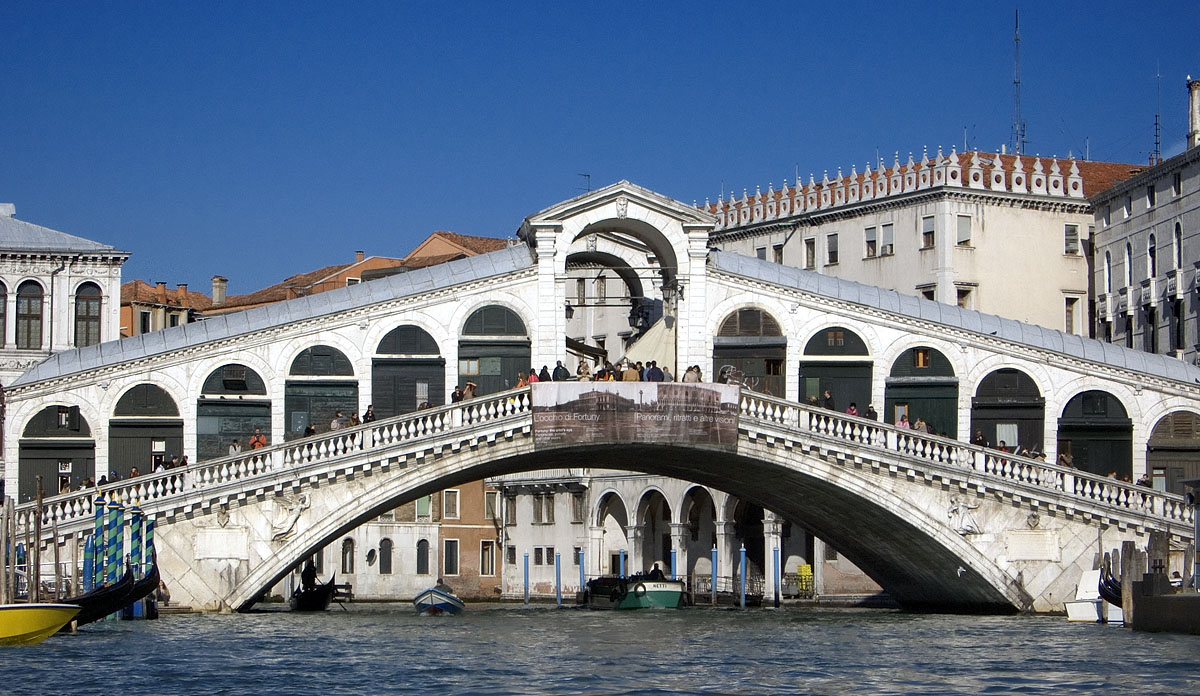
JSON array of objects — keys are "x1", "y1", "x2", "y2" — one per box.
[{"x1": 1183, "y1": 478, "x2": 1200, "y2": 594}]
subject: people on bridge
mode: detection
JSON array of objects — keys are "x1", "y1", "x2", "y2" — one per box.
[
  {"x1": 462, "y1": 381, "x2": 477, "y2": 399},
  {"x1": 865, "y1": 404, "x2": 878, "y2": 420},
  {"x1": 349, "y1": 412, "x2": 361, "y2": 427},
  {"x1": 330, "y1": 412, "x2": 345, "y2": 431},
  {"x1": 526, "y1": 367, "x2": 539, "y2": 383},
  {"x1": 516, "y1": 371, "x2": 528, "y2": 388},
  {"x1": 538, "y1": 365, "x2": 552, "y2": 382},
  {"x1": 363, "y1": 405, "x2": 376, "y2": 423},
  {"x1": 576, "y1": 361, "x2": 591, "y2": 379},
  {"x1": 646, "y1": 361, "x2": 664, "y2": 382},
  {"x1": 229, "y1": 439, "x2": 242, "y2": 455},
  {"x1": 971, "y1": 430, "x2": 989, "y2": 448},
  {"x1": 249, "y1": 428, "x2": 268, "y2": 449},
  {"x1": 896, "y1": 414, "x2": 910, "y2": 428},
  {"x1": 451, "y1": 386, "x2": 464, "y2": 403},
  {"x1": 552, "y1": 361, "x2": 570, "y2": 381},
  {"x1": 303, "y1": 424, "x2": 317, "y2": 437},
  {"x1": 845, "y1": 403, "x2": 858, "y2": 416},
  {"x1": 661, "y1": 365, "x2": 673, "y2": 382},
  {"x1": 823, "y1": 390, "x2": 835, "y2": 410},
  {"x1": 301, "y1": 559, "x2": 318, "y2": 591}
]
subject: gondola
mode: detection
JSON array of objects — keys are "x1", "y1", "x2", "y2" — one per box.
[
  {"x1": 290, "y1": 575, "x2": 338, "y2": 611},
  {"x1": 1098, "y1": 561, "x2": 1123, "y2": 608},
  {"x1": 121, "y1": 560, "x2": 161, "y2": 620},
  {"x1": 62, "y1": 565, "x2": 137, "y2": 627}
]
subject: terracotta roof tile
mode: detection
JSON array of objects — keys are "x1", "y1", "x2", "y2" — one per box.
[{"x1": 121, "y1": 280, "x2": 212, "y2": 310}]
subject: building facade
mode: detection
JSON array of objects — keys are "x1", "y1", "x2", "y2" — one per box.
[
  {"x1": 705, "y1": 150, "x2": 1142, "y2": 337},
  {"x1": 120, "y1": 280, "x2": 211, "y2": 337},
  {"x1": 0, "y1": 204, "x2": 127, "y2": 387}
]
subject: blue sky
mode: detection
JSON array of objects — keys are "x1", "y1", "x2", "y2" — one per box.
[{"x1": 2, "y1": 2, "x2": 1195, "y2": 295}]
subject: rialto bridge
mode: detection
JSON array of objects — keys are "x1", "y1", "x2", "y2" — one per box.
[{"x1": 4, "y1": 181, "x2": 1200, "y2": 612}]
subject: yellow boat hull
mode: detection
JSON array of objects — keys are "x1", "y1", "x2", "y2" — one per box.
[{"x1": 0, "y1": 604, "x2": 81, "y2": 646}]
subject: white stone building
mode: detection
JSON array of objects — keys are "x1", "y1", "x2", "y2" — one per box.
[
  {"x1": 0, "y1": 204, "x2": 127, "y2": 387},
  {"x1": 705, "y1": 150, "x2": 1143, "y2": 336}
]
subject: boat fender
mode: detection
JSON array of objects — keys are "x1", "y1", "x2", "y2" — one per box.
[{"x1": 633, "y1": 583, "x2": 647, "y2": 598}]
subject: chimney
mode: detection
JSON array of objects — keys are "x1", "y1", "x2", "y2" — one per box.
[
  {"x1": 1189, "y1": 75, "x2": 1200, "y2": 150},
  {"x1": 355, "y1": 250, "x2": 365, "y2": 263},
  {"x1": 177, "y1": 284, "x2": 188, "y2": 305},
  {"x1": 0, "y1": 203, "x2": 14, "y2": 217},
  {"x1": 211, "y1": 275, "x2": 227, "y2": 306},
  {"x1": 156, "y1": 281, "x2": 167, "y2": 302}
]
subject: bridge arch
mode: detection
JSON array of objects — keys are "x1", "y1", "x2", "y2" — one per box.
[
  {"x1": 1147, "y1": 410, "x2": 1200, "y2": 492},
  {"x1": 109, "y1": 383, "x2": 183, "y2": 478},
  {"x1": 711, "y1": 305, "x2": 787, "y2": 398},
  {"x1": 371, "y1": 324, "x2": 445, "y2": 417},
  {"x1": 798, "y1": 324, "x2": 874, "y2": 414},
  {"x1": 195, "y1": 363, "x2": 271, "y2": 461},
  {"x1": 17, "y1": 404, "x2": 95, "y2": 500},
  {"x1": 1056, "y1": 388, "x2": 1133, "y2": 479},
  {"x1": 284, "y1": 344, "x2": 359, "y2": 439},
  {"x1": 569, "y1": 216, "x2": 684, "y2": 293}
]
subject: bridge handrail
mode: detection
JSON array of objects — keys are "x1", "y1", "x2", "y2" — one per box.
[
  {"x1": 737, "y1": 390, "x2": 1194, "y2": 528},
  {"x1": 18, "y1": 388, "x2": 534, "y2": 532}
]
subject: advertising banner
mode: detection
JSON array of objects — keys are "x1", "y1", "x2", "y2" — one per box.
[{"x1": 531, "y1": 382, "x2": 740, "y2": 451}]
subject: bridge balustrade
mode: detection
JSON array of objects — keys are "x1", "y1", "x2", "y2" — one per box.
[
  {"x1": 19, "y1": 389, "x2": 533, "y2": 533},
  {"x1": 737, "y1": 391, "x2": 1194, "y2": 528}
]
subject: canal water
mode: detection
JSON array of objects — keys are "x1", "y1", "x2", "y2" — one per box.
[{"x1": 8, "y1": 605, "x2": 1199, "y2": 695}]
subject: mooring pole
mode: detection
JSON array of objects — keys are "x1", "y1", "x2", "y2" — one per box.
[
  {"x1": 710, "y1": 545, "x2": 717, "y2": 606},
  {"x1": 523, "y1": 552, "x2": 530, "y2": 605},
  {"x1": 670, "y1": 548, "x2": 677, "y2": 581},
  {"x1": 739, "y1": 544, "x2": 747, "y2": 609},
  {"x1": 619, "y1": 549, "x2": 626, "y2": 578},
  {"x1": 554, "y1": 552, "x2": 562, "y2": 606},
  {"x1": 773, "y1": 546, "x2": 781, "y2": 609},
  {"x1": 33, "y1": 477, "x2": 43, "y2": 603},
  {"x1": 579, "y1": 548, "x2": 585, "y2": 592}
]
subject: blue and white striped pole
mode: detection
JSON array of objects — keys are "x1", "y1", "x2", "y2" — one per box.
[
  {"x1": 92, "y1": 496, "x2": 106, "y2": 588},
  {"x1": 739, "y1": 544, "x2": 747, "y2": 609},
  {"x1": 82, "y1": 535, "x2": 95, "y2": 592},
  {"x1": 129, "y1": 506, "x2": 144, "y2": 618},
  {"x1": 523, "y1": 552, "x2": 530, "y2": 605},
  {"x1": 554, "y1": 552, "x2": 562, "y2": 606},
  {"x1": 104, "y1": 501, "x2": 120, "y2": 586}
]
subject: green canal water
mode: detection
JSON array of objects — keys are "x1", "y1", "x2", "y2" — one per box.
[{"x1": 7, "y1": 604, "x2": 1199, "y2": 695}]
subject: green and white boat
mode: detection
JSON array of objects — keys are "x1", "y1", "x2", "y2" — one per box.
[{"x1": 583, "y1": 573, "x2": 687, "y2": 609}]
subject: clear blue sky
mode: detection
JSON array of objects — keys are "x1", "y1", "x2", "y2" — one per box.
[{"x1": 2, "y1": 2, "x2": 1195, "y2": 295}]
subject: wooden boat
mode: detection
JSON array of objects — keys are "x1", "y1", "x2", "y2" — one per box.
[
  {"x1": 413, "y1": 586, "x2": 465, "y2": 615},
  {"x1": 290, "y1": 575, "x2": 338, "y2": 611},
  {"x1": 63, "y1": 566, "x2": 136, "y2": 627},
  {"x1": 583, "y1": 574, "x2": 686, "y2": 610},
  {"x1": 0, "y1": 604, "x2": 81, "y2": 646},
  {"x1": 121, "y1": 561, "x2": 161, "y2": 620}
]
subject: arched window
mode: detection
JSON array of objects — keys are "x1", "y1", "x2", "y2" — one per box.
[
  {"x1": 1123, "y1": 243, "x2": 1133, "y2": 287},
  {"x1": 1103, "y1": 251, "x2": 1112, "y2": 293},
  {"x1": 1147, "y1": 234, "x2": 1157, "y2": 278},
  {"x1": 74, "y1": 282, "x2": 103, "y2": 348},
  {"x1": 341, "y1": 538, "x2": 355, "y2": 574},
  {"x1": 416, "y1": 539, "x2": 430, "y2": 575},
  {"x1": 1175, "y1": 223, "x2": 1183, "y2": 270},
  {"x1": 16, "y1": 280, "x2": 44, "y2": 350},
  {"x1": 379, "y1": 538, "x2": 393, "y2": 575}
]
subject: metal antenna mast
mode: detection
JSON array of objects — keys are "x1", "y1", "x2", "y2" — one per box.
[
  {"x1": 577, "y1": 173, "x2": 591, "y2": 193},
  {"x1": 1154, "y1": 63, "x2": 1162, "y2": 164},
  {"x1": 1011, "y1": 10, "x2": 1026, "y2": 155}
]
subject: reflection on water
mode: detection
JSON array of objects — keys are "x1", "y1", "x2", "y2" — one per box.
[{"x1": 8, "y1": 604, "x2": 1200, "y2": 695}]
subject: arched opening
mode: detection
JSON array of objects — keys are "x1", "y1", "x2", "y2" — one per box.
[
  {"x1": 595, "y1": 491, "x2": 629, "y2": 575},
  {"x1": 799, "y1": 327, "x2": 871, "y2": 412},
  {"x1": 457, "y1": 306, "x2": 529, "y2": 396},
  {"x1": 713, "y1": 308, "x2": 785, "y2": 397},
  {"x1": 885, "y1": 346, "x2": 957, "y2": 435},
  {"x1": 379, "y1": 538, "x2": 394, "y2": 575},
  {"x1": 372, "y1": 325, "x2": 444, "y2": 416},
  {"x1": 1057, "y1": 391, "x2": 1133, "y2": 479},
  {"x1": 18, "y1": 406, "x2": 94, "y2": 501},
  {"x1": 16, "y1": 280, "x2": 44, "y2": 350},
  {"x1": 730, "y1": 498, "x2": 765, "y2": 592},
  {"x1": 680, "y1": 486, "x2": 716, "y2": 581},
  {"x1": 285, "y1": 345, "x2": 358, "y2": 439},
  {"x1": 341, "y1": 538, "x2": 355, "y2": 574},
  {"x1": 110, "y1": 384, "x2": 182, "y2": 478},
  {"x1": 0, "y1": 281, "x2": 7, "y2": 347},
  {"x1": 1147, "y1": 411, "x2": 1200, "y2": 494},
  {"x1": 73, "y1": 282, "x2": 103, "y2": 348},
  {"x1": 1147, "y1": 233, "x2": 1157, "y2": 278},
  {"x1": 970, "y1": 369, "x2": 1045, "y2": 454},
  {"x1": 197, "y1": 364, "x2": 271, "y2": 461},
  {"x1": 635, "y1": 490, "x2": 671, "y2": 574},
  {"x1": 416, "y1": 539, "x2": 430, "y2": 576}
]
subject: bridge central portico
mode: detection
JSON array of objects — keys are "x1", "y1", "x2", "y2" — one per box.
[
  {"x1": 19, "y1": 384, "x2": 1194, "y2": 613},
  {"x1": 5, "y1": 180, "x2": 1200, "y2": 613}
]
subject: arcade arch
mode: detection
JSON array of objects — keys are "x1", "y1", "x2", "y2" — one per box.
[
  {"x1": 594, "y1": 490, "x2": 630, "y2": 575},
  {"x1": 196, "y1": 364, "x2": 270, "y2": 461},
  {"x1": 285, "y1": 345, "x2": 358, "y2": 439},
  {"x1": 109, "y1": 384, "x2": 182, "y2": 478},
  {"x1": 18, "y1": 405, "x2": 93, "y2": 500},
  {"x1": 713, "y1": 307, "x2": 785, "y2": 397},
  {"x1": 1057, "y1": 390, "x2": 1132, "y2": 479},
  {"x1": 372, "y1": 325, "x2": 445, "y2": 418},
  {"x1": 1147, "y1": 411, "x2": 1200, "y2": 493},
  {"x1": 635, "y1": 489, "x2": 671, "y2": 573},
  {"x1": 970, "y1": 368, "x2": 1045, "y2": 454},
  {"x1": 458, "y1": 305, "x2": 530, "y2": 396},
  {"x1": 799, "y1": 326, "x2": 872, "y2": 413},
  {"x1": 885, "y1": 346, "x2": 957, "y2": 436}
]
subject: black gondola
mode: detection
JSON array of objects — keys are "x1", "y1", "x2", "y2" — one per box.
[
  {"x1": 289, "y1": 575, "x2": 338, "y2": 611},
  {"x1": 63, "y1": 566, "x2": 136, "y2": 627},
  {"x1": 1098, "y1": 558, "x2": 1123, "y2": 608},
  {"x1": 121, "y1": 560, "x2": 161, "y2": 620}
]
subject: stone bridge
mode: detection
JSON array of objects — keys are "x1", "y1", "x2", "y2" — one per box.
[{"x1": 19, "y1": 384, "x2": 1193, "y2": 613}]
